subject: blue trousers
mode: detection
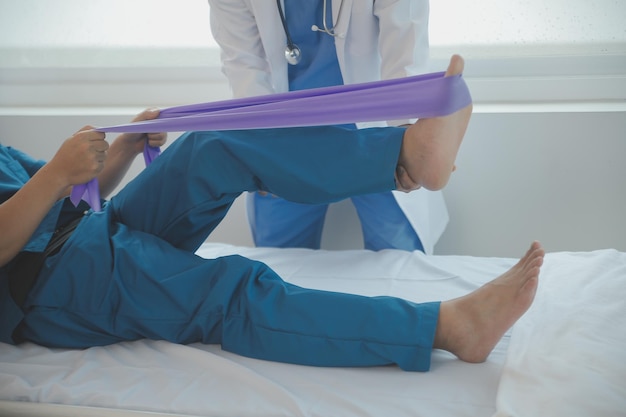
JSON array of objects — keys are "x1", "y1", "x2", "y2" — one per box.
[
  {"x1": 248, "y1": 191, "x2": 424, "y2": 251},
  {"x1": 18, "y1": 126, "x2": 439, "y2": 371}
]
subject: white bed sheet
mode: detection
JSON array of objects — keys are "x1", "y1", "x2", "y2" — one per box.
[
  {"x1": 0, "y1": 243, "x2": 624, "y2": 417},
  {"x1": 495, "y1": 249, "x2": 626, "y2": 417}
]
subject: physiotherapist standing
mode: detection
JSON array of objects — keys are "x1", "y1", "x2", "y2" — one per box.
[{"x1": 207, "y1": 0, "x2": 448, "y2": 253}]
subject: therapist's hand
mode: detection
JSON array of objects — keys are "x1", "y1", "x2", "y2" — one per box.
[{"x1": 257, "y1": 191, "x2": 285, "y2": 198}]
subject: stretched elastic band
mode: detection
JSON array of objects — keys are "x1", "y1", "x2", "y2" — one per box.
[
  {"x1": 71, "y1": 71, "x2": 471, "y2": 210},
  {"x1": 98, "y1": 72, "x2": 470, "y2": 133}
]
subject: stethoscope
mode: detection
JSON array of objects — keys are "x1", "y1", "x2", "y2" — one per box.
[{"x1": 276, "y1": 0, "x2": 345, "y2": 65}]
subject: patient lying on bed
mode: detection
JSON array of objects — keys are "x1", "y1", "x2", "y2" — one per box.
[{"x1": 0, "y1": 55, "x2": 545, "y2": 372}]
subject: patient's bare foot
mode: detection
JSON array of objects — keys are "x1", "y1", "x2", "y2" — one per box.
[
  {"x1": 396, "y1": 54, "x2": 472, "y2": 191},
  {"x1": 434, "y1": 241, "x2": 545, "y2": 363}
]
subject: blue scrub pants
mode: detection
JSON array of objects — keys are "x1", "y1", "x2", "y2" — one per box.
[
  {"x1": 246, "y1": 126, "x2": 424, "y2": 252},
  {"x1": 248, "y1": 192, "x2": 424, "y2": 251},
  {"x1": 18, "y1": 126, "x2": 439, "y2": 371}
]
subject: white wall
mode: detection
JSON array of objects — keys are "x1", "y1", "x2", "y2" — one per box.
[
  {"x1": 1, "y1": 0, "x2": 625, "y2": 257},
  {"x1": 2, "y1": 109, "x2": 624, "y2": 257},
  {"x1": 437, "y1": 110, "x2": 626, "y2": 256}
]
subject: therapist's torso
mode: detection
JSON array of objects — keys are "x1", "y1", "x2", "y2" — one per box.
[{"x1": 208, "y1": 0, "x2": 448, "y2": 253}]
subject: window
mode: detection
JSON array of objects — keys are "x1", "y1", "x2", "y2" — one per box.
[
  {"x1": 1, "y1": 0, "x2": 624, "y2": 65},
  {"x1": 429, "y1": 0, "x2": 625, "y2": 56},
  {"x1": 0, "y1": 0, "x2": 624, "y2": 109}
]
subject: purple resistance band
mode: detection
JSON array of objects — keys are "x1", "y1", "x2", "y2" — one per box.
[{"x1": 70, "y1": 71, "x2": 472, "y2": 210}]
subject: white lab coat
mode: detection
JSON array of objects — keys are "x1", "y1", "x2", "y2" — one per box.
[{"x1": 208, "y1": 0, "x2": 448, "y2": 254}]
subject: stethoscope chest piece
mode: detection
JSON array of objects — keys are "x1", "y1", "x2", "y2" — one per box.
[
  {"x1": 277, "y1": 0, "x2": 302, "y2": 65},
  {"x1": 284, "y1": 44, "x2": 302, "y2": 65}
]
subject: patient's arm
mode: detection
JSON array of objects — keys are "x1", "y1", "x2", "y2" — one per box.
[{"x1": 0, "y1": 128, "x2": 107, "y2": 267}]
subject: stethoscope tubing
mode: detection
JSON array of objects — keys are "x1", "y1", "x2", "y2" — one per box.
[
  {"x1": 276, "y1": 0, "x2": 299, "y2": 55},
  {"x1": 276, "y1": 0, "x2": 344, "y2": 65}
]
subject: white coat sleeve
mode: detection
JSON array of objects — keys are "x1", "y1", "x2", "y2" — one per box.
[
  {"x1": 208, "y1": 0, "x2": 276, "y2": 98},
  {"x1": 373, "y1": 0, "x2": 430, "y2": 126},
  {"x1": 374, "y1": 0, "x2": 430, "y2": 79}
]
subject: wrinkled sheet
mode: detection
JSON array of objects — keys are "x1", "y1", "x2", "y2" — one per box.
[
  {"x1": 1, "y1": 244, "x2": 624, "y2": 417},
  {"x1": 494, "y1": 249, "x2": 626, "y2": 417}
]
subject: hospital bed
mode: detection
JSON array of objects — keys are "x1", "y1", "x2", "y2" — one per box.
[{"x1": 1, "y1": 242, "x2": 625, "y2": 417}]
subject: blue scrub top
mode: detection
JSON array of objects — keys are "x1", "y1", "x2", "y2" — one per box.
[
  {"x1": 285, "y1": 0, "x2": 344, "y2": 91},
  {"x1": 0, "y1": 146, "x2": 58, "y2": 252},
  {"x1": 0, "y1": 144, "x2": 68, "y2": 343}
]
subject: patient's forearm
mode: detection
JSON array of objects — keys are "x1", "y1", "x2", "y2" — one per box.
[{"x1": 0, "y1": 165, "x2": 68, "y2": 267}]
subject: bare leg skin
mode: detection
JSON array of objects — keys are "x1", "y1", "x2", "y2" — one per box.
[
  {"x1": 396, "y1": 54, "x2": 472, "y2": 191},
  {"x1": 434, "y1": 241, "x2": 545, "y2": 363}
]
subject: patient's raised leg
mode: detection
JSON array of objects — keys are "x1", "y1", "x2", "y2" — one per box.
[
  {"x1": 434, "y1": 241, "x2": 545, "y2": 363},
  {"x1": 396, "y1": 54, "x2": 472, "y2": 191}
]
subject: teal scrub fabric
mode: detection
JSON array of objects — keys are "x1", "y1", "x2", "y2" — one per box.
[
  {"x1": 250, "y1": 1, "x2": 423, "y2": 251},
  {"x1": 7, "y1": 126, "x2": 439, "y2": 371}
]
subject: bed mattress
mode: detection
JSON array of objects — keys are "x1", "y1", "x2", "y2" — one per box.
[{"x1": 1, "y1": 243, "x2": 624, "y2": 417}]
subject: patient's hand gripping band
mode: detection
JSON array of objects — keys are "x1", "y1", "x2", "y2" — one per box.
[{"x1": 71, "y1": 70, "x2": 472, "y2": 210}]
